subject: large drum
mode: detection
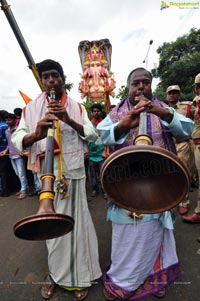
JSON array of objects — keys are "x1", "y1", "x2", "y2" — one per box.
[{"x1": 100, "y1": 144, "x2": 190, "y2": 213}]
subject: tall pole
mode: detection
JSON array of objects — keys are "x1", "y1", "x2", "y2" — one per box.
[
  {"x1": 0, "y1": 0, "x2": 43, "y2": 91},
  {"x1": 143, "y1": 40, "x2": 153, "y2": 69}
]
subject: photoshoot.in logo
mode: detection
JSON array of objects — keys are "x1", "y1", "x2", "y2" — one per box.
[{"x1": 160, "y1": 1, "x2": 200, "y2": 10}]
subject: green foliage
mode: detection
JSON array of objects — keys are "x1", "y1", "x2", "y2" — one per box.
[
  {"x1": 152, "y1": 84, "x2": 167, "y2": 103},
  {"x1": 64, "y1": 82, "x2": 73, "y2": 94},
  {"x1": 81, "y1": 98, "x2": 93, "y2": 119},
  {"x1": 116, "y1": 85, "x2": 128, "y2": 100},
  {"x1": 81, "y1": 97, "x2": 108, "y2": 119},
  {"x1": 152, "y1": 28, "x2": 200, "y2": 101}
]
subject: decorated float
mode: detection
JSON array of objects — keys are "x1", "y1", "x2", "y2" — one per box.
[{"x1": 78, "y1": 39, "x2": 116, "y2": 113}]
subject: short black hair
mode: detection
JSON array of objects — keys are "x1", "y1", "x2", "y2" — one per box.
[
  {"x1": 5, "y1": 112, "x2": 16, "y2": 120},
  {"x1": 127, "y1": 67, "x2": 152, "y2": 87},
  {"x1": 90, "y1": 103, "x2": 103, "y2": 112},
  {"x1": 13, "y1": 108, "x2": 22, "y2": 116},
  {"x1": 36, "y1": 59, "x2": 65, "y2": 81},
  {"x1": 0, "y1": 110, "x2": 8, "y2": 120}
]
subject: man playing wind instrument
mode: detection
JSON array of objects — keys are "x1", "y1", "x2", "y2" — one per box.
[
  {"x1": 12, "y1": 59, "x2": 101, "y2": 300},
  {"x1": 97, "y1": 67, "x2": 194, "y2": 300}
]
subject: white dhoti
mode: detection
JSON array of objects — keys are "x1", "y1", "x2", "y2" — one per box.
[
  {"x1": 46, "y1": 177, "x2": 102, "y2": 288},
  {"x1": 104, "y1": 220, "x2": 180, "y2": 300}
]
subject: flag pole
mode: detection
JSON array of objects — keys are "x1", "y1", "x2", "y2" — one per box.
[{"x1": 0, "y1": 0, "x2": 43, "y2": 91}]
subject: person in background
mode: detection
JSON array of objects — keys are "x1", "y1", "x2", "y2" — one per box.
[
  {"x1": 88, "y1": 103, "x2": 107, "y2": 197},
  {"x1": 12, "y1": 59, "x2": 101, "y2": 300},
  {"x1": 23, "y1": 157, "x2": 41, "y2": 196},
  {"x1": 4, "y1": 113, "x2": 28, "y2": 199},
  {"x1": 0, "y1": 109, "x2": 10, "y2": 197},
  {"x1": 166, "y1": 84, "x2": 195, "y2": 215},
  {"x1": 13, "y1": 107, "x2": 41, "y2": 196},
  {"x1": 97, "y1": 67, "x2": 194, "y2": 300},
  {"x1": 182, "y1": 74, "x2": 200, "y2": 237},
  {"x1": 31, "y1": 171, "x2": 41, "y2": 195},
  {"x1": 13, "y1": 107, "x2": 22, "y2": 127}
]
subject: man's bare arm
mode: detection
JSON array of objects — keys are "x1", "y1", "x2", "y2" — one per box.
[
  {"x1": 23, "y1": 133, "x2": 39, "y2": 148},
  {"x1": 23, "y1": 113, "x2": 58, "y2": 148}
]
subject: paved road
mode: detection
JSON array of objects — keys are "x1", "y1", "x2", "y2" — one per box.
[{"x1": 0, "y1": 187, "x2": 200, "y2": 301}]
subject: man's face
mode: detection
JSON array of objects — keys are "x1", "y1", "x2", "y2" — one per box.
[
  {"x1": 128, "y1": 70, "x2": 152, "y2": 105},
  {"x1": 5, "y1": 118, "x2": 15, "y2": 127},
  {"x1": 92, "y1": 108, "x2": 102, "y2": 120},
  {"x1": 166, "y1": 90, "x2": 180, "y2": 103},
  {"x1": 41, "y1": 69, "x2": 64, "y2": 96}
]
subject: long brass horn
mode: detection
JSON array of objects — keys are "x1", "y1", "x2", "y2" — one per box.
[
  {"x1": 14, "y1": 89, "x2": 74, "y2": 240},
  {"x1": 100, "y1": 111, "x2": 190, "y2": 213}
]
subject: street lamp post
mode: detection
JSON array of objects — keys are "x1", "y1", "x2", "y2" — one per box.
[{"x1": 143, "y1": 40, "x2": 153, "y2": 69}]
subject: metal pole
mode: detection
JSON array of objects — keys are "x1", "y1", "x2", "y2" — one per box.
[
  {"x1": 143, "y1": 40, "x2": 153, "y2": 69},
  {"x1": 0, "y1": 0, "x2": 43, "y2": 91}
]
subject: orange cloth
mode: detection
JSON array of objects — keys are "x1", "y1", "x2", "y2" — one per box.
[{"x1": 19, "y1": 90, "x2": 32, "y2": 104}]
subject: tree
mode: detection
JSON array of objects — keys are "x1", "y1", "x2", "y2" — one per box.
[
  {"x1": 151, "y1": 27, "x2": 200, "y2": 101},
  {"x1": 81, "y1": 97, "x2": 108, "y2": 119},
  {"x1": 64, "y1": 82, "x2": 73, "y2": 94},
  {"x1": 116, "y1": 85, "x2": 128, "y2": 100}
]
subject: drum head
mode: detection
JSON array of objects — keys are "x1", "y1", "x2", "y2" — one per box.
[{"x1": 100, "y1": 145, "x2": 190, "y2": 213}]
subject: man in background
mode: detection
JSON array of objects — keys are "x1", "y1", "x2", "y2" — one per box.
[
  {"x1": 4, "y1": 113, "x2": 28, "y2": 199},
  {"x1": 88, "y1": 103, "x2": 107, "y2": 197},
  {"x1": 166, "y1": 85, "x2": 195, "y2": 215},
  {"x1": 183, "y1": 74, "x2": 200, "y2": 231},
  {"x1": 0, "y1": 110, "x2": 10, "y2": 197}
]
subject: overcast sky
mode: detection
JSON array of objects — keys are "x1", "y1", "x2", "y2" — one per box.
[{"x1": 0, "y1": 0, "x2": 199, "y2": 111}]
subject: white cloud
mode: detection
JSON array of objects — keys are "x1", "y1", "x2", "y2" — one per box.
[{"x1": 0, "y1": 0, "x2": 199, "y2": 111}]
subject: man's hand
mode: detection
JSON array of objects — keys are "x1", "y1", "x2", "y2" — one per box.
[
  {"x1": 119, "y1": 107, "x2": 143, "y2": 130},
  {"x1": 34, "y1": 112, "x2": 59, "y2": 140},
  {"x1": 47, "y1": 101, "x2": 85, "y2": 136},
  {"x1": 23, "y1": 112, "x2": 59, "y2": 148},
  {"x1": 115, "y1": 101, "x2": 147, "y2": 140},
  {"x1": 135, "y1": 95, "x2": 173, "y2": 122},
  {"x1": 114, "y1": 94, "x2": 173, "y2": 140},
  {"x1": 47, "y1": 102, "x2": 71, "y2": 125},
  {"x1": 0, "y1": 150, "x2": 7, "y2": 156},
  {"x1": 20, "y1": 150, "x2": 29, "y2": 157}
]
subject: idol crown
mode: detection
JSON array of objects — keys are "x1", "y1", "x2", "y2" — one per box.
[{"x1": 78, "y1": 39, "x2": 112, "y2": 71}]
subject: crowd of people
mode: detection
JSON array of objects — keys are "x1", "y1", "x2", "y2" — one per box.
[
  {"x1": 0, "y1": 59, "x2": 200, "y2": 300},
  {"x1": 0, "y1": 109, "x2": 41, "y2": 198}
]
